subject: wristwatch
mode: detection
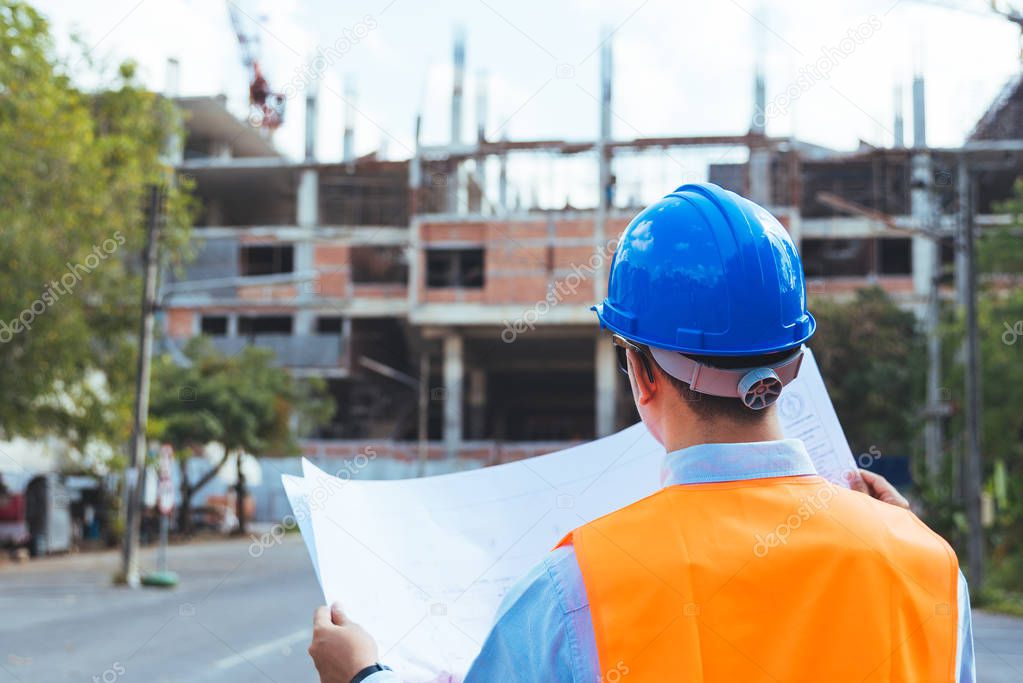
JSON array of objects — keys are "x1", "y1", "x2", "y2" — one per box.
[{"x1": 350, "y1": 663, "x2": 393, "y2": 683}]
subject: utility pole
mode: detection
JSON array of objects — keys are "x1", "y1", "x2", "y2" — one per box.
[
  {"x1": 959, "y1": 162, "x2": 985, "y2": 587},
  {"x1": 924, "y1": 234, "x2": 945, "y2": 483},
  {"x1": 909, "y1": 73, "x2": 946, "y2": 483},
  {"x1": 912, "y1": 150, "x2": 944, "y2": 482},
  {"x1": 120, "y1": 184, "x2": 164, "y2": 587}
]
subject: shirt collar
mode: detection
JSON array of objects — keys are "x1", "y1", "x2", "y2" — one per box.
[{"x1": 660, "y1": 439, "x2": 817, "y2": 487}]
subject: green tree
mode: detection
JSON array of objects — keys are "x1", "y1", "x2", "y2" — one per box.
[
  {"x1": 150, "y1": 339, "x2": 333, "y2": 535},
  {"x1": 149, "y1": 348, "x2": 224, "y2": 534},
  {"x1": 809, "y1": 287, "x2": 926, "y2": 458},
  {"x1": 0, "y1": 1, "x2": 194, "y2": 466}
]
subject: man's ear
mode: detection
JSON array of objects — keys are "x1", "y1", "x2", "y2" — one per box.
[{"x1": 629, "y1": 349, "x2": 657, "y2": 406}]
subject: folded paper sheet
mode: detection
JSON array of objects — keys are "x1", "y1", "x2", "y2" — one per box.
[{"x1": 285, "y1": 348, "x2": 856, "y2": 680}]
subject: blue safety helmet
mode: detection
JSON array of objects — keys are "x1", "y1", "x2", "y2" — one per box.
[{"x1": 594, "y1": 183, "x2": 815, "y2": 357}]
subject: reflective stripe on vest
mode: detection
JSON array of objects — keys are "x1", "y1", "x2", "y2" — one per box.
[{"x1": 557, "y1": 475, "x2": 958, "y2": 682}]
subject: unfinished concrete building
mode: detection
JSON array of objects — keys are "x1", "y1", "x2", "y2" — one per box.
[{"x1": 163, "y1": 35, "x2": 1023, "y2": 468}]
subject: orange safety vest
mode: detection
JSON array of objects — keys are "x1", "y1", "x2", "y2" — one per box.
[{"x1": 556, "y1": 475, "x2": 959, "y2": 682}]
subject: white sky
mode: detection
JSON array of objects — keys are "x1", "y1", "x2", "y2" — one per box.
[{"x1": 34, "y1": 0, "x2": 1023, "y2": 205}]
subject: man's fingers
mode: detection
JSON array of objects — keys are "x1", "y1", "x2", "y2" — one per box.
[
  {"x1": 858, "y1": 469, "x2": 911, "y2": 510},
  {"x1": 313, "y1": 605, "x2": 333, "y2": 629},
  {"x1": 855, "y1": 470, "x2": 887, "y2": 484},
  {"x1": 313, "y1": 603, "x2": 355, "y2": 632},
  {"x1": 331, "y1": 602, "x2": 349, "y2": 626},
  {"x1": 846, "y1": 470, "x2": 868, "y2": 494}
]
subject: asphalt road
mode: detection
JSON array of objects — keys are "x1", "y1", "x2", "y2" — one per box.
[
  {"x1": 1, "y1": 536, "x2": 1021, "y2": 682},
  {"x1": 0, "y1": 535, "x2": 322, "y2": 683}
]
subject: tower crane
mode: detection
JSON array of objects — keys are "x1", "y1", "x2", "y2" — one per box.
[{"x1": 226, "y1": 1, "x2": 286, "y2": 131}]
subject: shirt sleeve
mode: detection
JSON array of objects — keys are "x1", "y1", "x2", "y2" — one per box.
[
  {"x1": 462, "y1": 547, "x2": 584, "y2": 683},
  {"x1": 360, "y1": 672, "x2": 403, "y2": 683},
  {"x1": 956, "y1": 570, "x2": 976, "y2": 683}
]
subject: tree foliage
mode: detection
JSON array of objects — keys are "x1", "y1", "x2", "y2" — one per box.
[
  {"x1": 0, "y1": 1, "x2": 194, "y2": 466},
  {"x1": 809, "y1": 287, "x2": 926, "y2": 458},
  {"x1": 149, "y1": 339, "x2": 333, "y2": 534}
]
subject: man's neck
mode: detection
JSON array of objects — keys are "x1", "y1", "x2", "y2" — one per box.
[{"x1": 660, "y1": 412, "x2": 785, "y2": 454}]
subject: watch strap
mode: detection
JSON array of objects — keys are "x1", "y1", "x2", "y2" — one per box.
[{"x1": 350, "y1": 663, "x2": 392, "y2": 683}]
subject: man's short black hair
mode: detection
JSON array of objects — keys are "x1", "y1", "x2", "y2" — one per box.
[{"x1": 651, "y1": 348, "x2": 795, "y2": 423}]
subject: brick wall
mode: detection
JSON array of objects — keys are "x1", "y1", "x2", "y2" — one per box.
[
  {"x1": 165, "y1": 308, "x2": 195, "y2": 338},
  {"x1": 314, "y1": 243, "x2": 351, "y2": 298},
  {"x1": 418, "y1": 215, "x2": 629, "y2": 306}
]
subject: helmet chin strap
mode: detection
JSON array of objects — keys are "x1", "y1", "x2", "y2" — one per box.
[{"x1": 647, "y1": 346, "x2": 805, "y2": 410}]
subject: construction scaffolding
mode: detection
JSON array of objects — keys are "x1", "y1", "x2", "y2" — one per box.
[{"x1": 160, "y1": 13, "x2": 1023, "y2": 586}]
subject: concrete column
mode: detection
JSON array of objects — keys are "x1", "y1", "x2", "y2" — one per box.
[
  {"x1": 341, "y1": 317, "x2": 353, "y2": 368},
  {"x1": 451, "y1": 27, "x2": 465, "y2": 145},
  {"x1": 305, "y1": 83, "x2": 318, "y2": 161},
  {"x1": 227, "y1": 314, "x2": 239, "y2": 338},
  {"x1": 295, "y1": 239, "x2": 315, "y2": 298},
  {"x1": 467, "y1": 368, "x2": 486, "y2": 439},
  {"x1": 447, "y1": 28, "x2": 466, "y2": 215},
  {"x1": 911, "y1": 236, "x2": 936, "y2": 302},
  {"x1": 594, "y1": 29, "x2": 613, "y2": 302},
  {"x1": 750, "y1": 61, "x2": 766, "y2": 136},
  {"x1": 911, "y1": 152, "x2": 935, "y2": 316},
  {"x1": 748, "y1": 147, "x2": 771, "y2": 207},
  {"x1": 912, "y1": 73, "x2": 927, "y2": 149},
  {"x1": 595, "y1": 335, "x2": 617, "y2": 437},
  {"x1": 293, "y1": 309, "x2": 315, "y2": 335},
  {"x1": 911, "y1": 150, "x2": 943, "y2": 481},
  {"x1": 297, "y1": 169, "x2": 318, "y2": 227},
  {"x1": 443, "y1": 333, "x2": 464, "y2": 458},
  {"x1": 893, "y1": 83, "x2": 905, "y2": 149},
  {"x1": 342, "y1": 77, "x2": 356, "y2": 163},
  {"x1": 468, "y1": 71, "x2": 488, "y2": 214},
  {"x1": 498, "y1": 144, "x2": 508, "y2": 213}
]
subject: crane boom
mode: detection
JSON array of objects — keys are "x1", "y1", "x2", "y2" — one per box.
[{"x1": 225, "y1": 1, "x2": 285, "y2": 131}]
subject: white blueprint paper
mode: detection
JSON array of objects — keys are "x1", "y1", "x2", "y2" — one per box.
[
  {"x1": 285, "y1": 347, "x2": 856, "y2": 680},
  {"x1": 281, "y1": 474, "x2": 320, "y2": 585}
]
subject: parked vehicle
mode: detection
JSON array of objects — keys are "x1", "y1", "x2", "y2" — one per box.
[
  {"x1": 0, "y1": 472, "x2": 29, "y2": 551},
  {"x1": 25, "y1": 474, "x2": 72, "y2": 556}
]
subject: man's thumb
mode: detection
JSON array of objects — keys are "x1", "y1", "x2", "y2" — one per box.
[{"x1": 330, "y1": 602, "x2": 349, "y2": 625}]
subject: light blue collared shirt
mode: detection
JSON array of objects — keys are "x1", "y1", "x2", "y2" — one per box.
[{"x1": 369, "y1": 440, "x2": 976, "y2": 683}]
